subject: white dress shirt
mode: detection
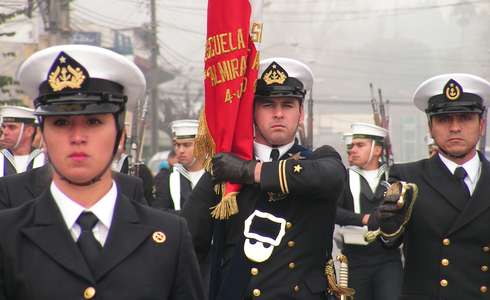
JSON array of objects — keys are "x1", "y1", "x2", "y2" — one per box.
[
  {"x1": 51, "y1": 180, "x2": 118, "y2": 246},
  {"x1": 254, "y1": 140, "x2": 295, "y2": 162},
  {"x1": 439, "y1": 152, "x2": 481, "y2": 196}
]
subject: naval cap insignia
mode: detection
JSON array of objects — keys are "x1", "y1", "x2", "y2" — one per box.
[
  {"x1": 444, "y1": 78, "x2": 462, "y2": 101},
  {"x1": 262, "y1": 61, "x2": 288, "y2": 85},
  {"x1": 47, "y1": 51, "x2": 88, "y2": 92},
  {"x1": 152, "y1": 231, "x2": 166, "y2": 243}
]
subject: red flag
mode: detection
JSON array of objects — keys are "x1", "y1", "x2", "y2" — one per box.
[{"x1": 196, "y1": 0, "x2": 261, "y2": 219}]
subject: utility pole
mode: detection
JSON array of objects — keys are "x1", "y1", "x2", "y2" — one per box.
[
  {"x1": 39, "y1": 0, "x2": 71, "y2": 46},
  {"x1": 149, "y1": 0, "x2": 159, "y2": 155}
]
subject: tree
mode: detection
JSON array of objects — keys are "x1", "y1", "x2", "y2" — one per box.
[{"x1": 0, "y1": 5, "x2": 33, "y2": 104}]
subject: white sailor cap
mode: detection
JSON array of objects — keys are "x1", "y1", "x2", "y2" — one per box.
[
  {"x1": 255, "y1": 57, "x2": 313, "y2": 99},
  {"x1": 16, "y1": 44, "x2": 146, "y2": 116},
  {"x1": 342, "y1": 133, "x2": 353, "y2": 146},
  {"x1": 351, "y1": 122, "x2": 388, "y2": 141},
  {"x1": 413, "y1": 73, "x2": 490, "y2": 116},
  {"x1": 0, "y1": 106, "x2": 36, "y2": 124},
  {"x1": 171, "y1": 119, "x2": 199, "y2": 140}
]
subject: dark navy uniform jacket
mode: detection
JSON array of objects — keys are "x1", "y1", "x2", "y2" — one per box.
[
  {"x1": 183, "y1": 144, "x2": 345, "y2": 300},
  {"x1": 388, "y1": 153, "x2": 490, "y2": 300},
  {"x1": 0, "y1": 190, "x2": 204, "y2": 300}
]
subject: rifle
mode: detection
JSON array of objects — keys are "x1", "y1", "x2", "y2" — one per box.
[
  {"x1": 369, "y1": 84, "x2": 394, "y2": 166},
  {"x1": 370, "y1": 83, "x2": 381, "y2": 127},
  {"x1": 377, "y1": 88, "x2": 393, "y2": 166},
  {"x1": 128, "y1": 94, "x2": 150, "y2": 176}
]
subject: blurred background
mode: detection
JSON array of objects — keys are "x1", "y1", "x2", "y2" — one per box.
[{"x1": 1, "y1": 0, "x2": 489, "y2": 170}]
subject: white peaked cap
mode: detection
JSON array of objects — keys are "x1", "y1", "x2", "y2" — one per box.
[
  {"x1": 16, "y1": 44, "x2": 146, "y2": 113},
  {"x1": 0, "y1": 106, "x2": 36, "y2": 123},
  {"x1": 171, "y1": 119, "x2": 199, "y2": 139},
  {"x1": 351, "y1": 122, "x2": 388, "y2": 139},
  {"x1": 259, "y1": 57, "x2": 314, "y2": 91}
]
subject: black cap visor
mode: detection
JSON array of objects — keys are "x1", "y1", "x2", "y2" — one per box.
[
  {"x1": 34, "y1": 94, "x2": 125, "y2": 116},
  {"x1": 426, "y1": 93, "x2": 484, "y2": 116},
  {"x1": 255, "y1": 77, "x2": 306, "y2": 99}
]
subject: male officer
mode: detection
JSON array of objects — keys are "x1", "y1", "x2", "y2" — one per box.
[
  {"x1": 154, "y1": 120, "x2": 204, "y2": 211},
  {"x1": 183, "y1": 58, "x2": 347, "y2": 300},
  {"x1": 0, "y1": 105, "x2": 45, "y2": 176},
  {"x1": 336, "y1": 122, "x2": 402, "y2": 300},
  {"x1": 0, "y1": 44, "x2": 203, "y2": 299},
  {"x1": 378, "y1": 73, "x2": 490, "y2": 299}
]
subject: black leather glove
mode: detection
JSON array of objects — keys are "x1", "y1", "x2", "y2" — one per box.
[
  {"x1": 377, "y1": 181, "x2": 416, "y2": 236},
  {"x1": 211, "y1": 153, "x2": 257, "y2": 185}
]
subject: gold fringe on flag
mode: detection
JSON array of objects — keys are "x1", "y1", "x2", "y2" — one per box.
[
  {"x1": 210, "y1": 187, "x2": 239, "y2": 220},
  {"x1": 194, "y1": 109, "x2": 216, "y2": 172},
  {"x1": 195, "y1": 110, "x2": 240, "y2": 220}
]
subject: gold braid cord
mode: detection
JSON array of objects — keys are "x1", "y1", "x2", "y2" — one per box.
[
  {"x1": 325, "y1": 259, "x2": 355, "y2": 299},
  {"x1": 195, "y1": 110, "x2": 239, "y2": 220},
  {"x1": 364, "y1": 181, "x2": 419, "y2": 244},
  {"x1": 210, "y1": 189, "x2": 239, "y2": 220}
]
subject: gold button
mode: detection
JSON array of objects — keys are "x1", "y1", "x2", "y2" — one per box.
[
  {"x1": 483, "y1": 246, "x2": 490, "y2": 252},
  {"x1": 293, "y1": 285, "x2": 300, "y2": 292},
  {"x1": 442, "y1": 238, "x2": 450, "y2": 246},
  {"x1": 286, "y1": 222, "x2": 293, "y2": 229},
  {"x1": 288, "y1": 240, "x2": 295, "y2": 247},
  {"x1": 441, "y1": 258, "x2": 449, "y2": 266},
  {"x1": 252, "y1": 288, "x2": 261, "y2": 297},
  {"x1": 83, "y1": 287, "x2": 96, "y2": 299},
  {"x1": 481, "y1": 286, "x2": 488, "y2": 293},
  {"x1": 288, "y1": 262, "x2": 296, "y2": 269},
  {"x1": 482, "y1": 265, "x2": 489, "y2": 272},
  {"x1": 440, "y1": 279, "x2": 448, "y2": 287},
  {"x1": 251, "y1": 267, "x2": 259, "y2": 276}
]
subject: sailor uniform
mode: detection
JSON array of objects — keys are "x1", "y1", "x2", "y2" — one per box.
[
  {"x1": 0, "y1": 148, "x2": 45, "y2": 177},
  {"x1": 11, "y1": 44, "x2": 204, "y2": 300},
  {"x1": 382, "y1": 73, "x2": 490, "y2": 299},
  {"x1": 183, "y1": 143, "x2": 346, "y2": 300},
  {"x1": 336, "y1": 122, "x2": 402, "y2": 300},
  {"x1": 337, "y1": 165, "x2": 402, "y2": 300},
  {"x1": 154, "y1": 119, "x2": 204, "y2": 211}
]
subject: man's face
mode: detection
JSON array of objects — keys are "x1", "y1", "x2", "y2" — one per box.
[
  {"x1": 429, "y1": 112, "x2": 483, "y2": 161},
  {"x1": 1, "y1": 122, "x2": 22, "y2": 149},
  {"x1": 173, "y1": 139, "x2": 195, "y2": 168},
  {"x1": 254, "y1": 97, "x2": 303, "y2": 146},
  {"x1": 350, "y1": 138, "x2": 382, "y2": 168},
  {"x1": 42, "y1": 114, "x2": 117, "y2": 184}
]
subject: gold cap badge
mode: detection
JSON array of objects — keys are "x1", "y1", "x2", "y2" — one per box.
[
  {"x1": 444, "y1": 79, "x2": 462, "y2": 101},
  {"x1": 152, "y1": 231, "x2": 166, "y2": 243},
  {"x1": 47, "y1": 51, "x2": 87, "y2": 92},
  {"x1": 262, "y1": 62, "x2": 288, "y2": 85}
]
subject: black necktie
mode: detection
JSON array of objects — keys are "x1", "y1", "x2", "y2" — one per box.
[
  {"x1": 76, "y1": 212, "x2": 102, "y2": 274},
  {"x1": 454, "y1": 167, "x2": 470, "y2": 199},
  {"x1": 270, "y1": 148, "x2": 280, "y2": 161}
]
